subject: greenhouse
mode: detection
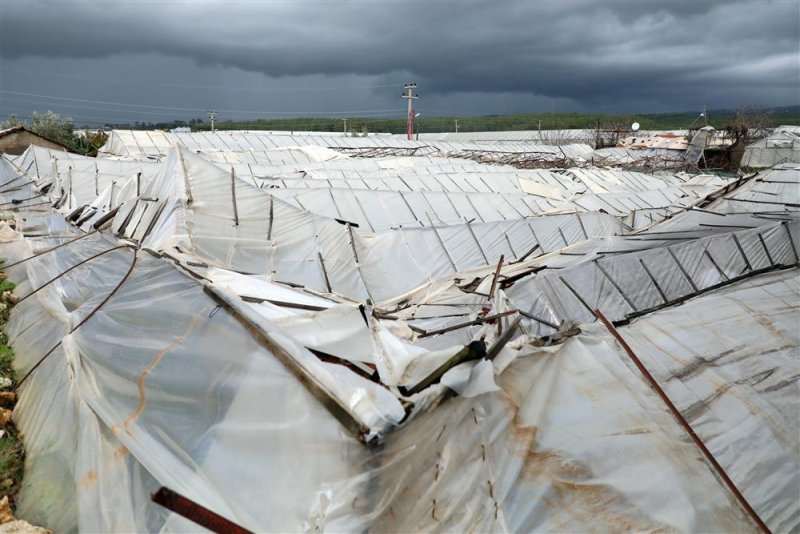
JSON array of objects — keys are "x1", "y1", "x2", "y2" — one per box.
[{"x1": 0, "y1": 131, "x2": 797, "y2": 532}]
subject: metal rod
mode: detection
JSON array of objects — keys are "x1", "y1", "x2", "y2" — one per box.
[
  {"x1": 405, "y1": 341, "x2": 487, "y2": 395},
  {"x1": 558, "y1": 276, "x2": 595, "y2": 315},
  {"x1": 318, "y1": 252, "x2": 332, "y2": 293},
  {"x1": 486, "y1": 316, "x2": 522, "y2": 360},
  {"x1": 230, "y1": 167, "x2": 239, "y2": 226},
  {"x1": 731, "y1": 234, "x2": 753, "y2": 272},
  {"x1": 513, "y1": 243, "x2": 541, "y2": 264},
  {"x1": 783, "y1": 222, "x2": 799, "y2": 263},
  {"x1": 577, "y1": 213, "x2": 589, "y2": 240},
  {"x1": 427, "y1": 213, "x2": 457, "y2": 272},
  {"x1": 703, "y1": 248, "x2": 729, "y2": 281},
  {"x1": 557, "y1": 226, "x2": 569, "y2": 247},
  {"x1": 638, "y1": 258, "x2": 668, "y2": 304},
  {"x1": 594, "y1": 259, "x2": 638, "y2": 312},
  {"x1": 347, "y1": 223, "x2": 359, "y2": 263},
  {"x1": 16, "y1": 247, "x2": 138, "y2": 390},
  {"x1": 267, "y1": 195, "x2": 274, "y2": 241},
  {"x1": 151, "y1": 487, "x2": 253, "y2": 534},
  {"x1": 666, "y1": 247, "x2": 699, "y2": 292},
  {"x1": 16, "y1": 245, "x2": 132, "y2": 305},
  {"x1": 176, "y1": 149, "x2": 194, "y2": 205},
  {"x1": 464, "y1": 218, "x2": 489, "y2": 264},
  {"x1": 517, "y1": 309, "x2": 559, "y2": 330},
  {"x1": 757, "y1": 233, "x2": 774, "y2": 266},
  {"x1": 204, "y1": 285, "x2": 372, "y2": 444},
  {"x1": 488, "y1": 255, "x2": 504, "y2": 301},
  {"x1": 503, "y1": 232, "x2": 518, "y2": 259},
  {"x1": 594, "y1": 309, "x2": 772, "y2": 534},
  {"x1": 418, "y1": 309, "x2": 518, "y2": 338}
]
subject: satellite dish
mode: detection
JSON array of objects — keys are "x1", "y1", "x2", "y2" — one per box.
[{"x1": 631, "y1": 122, "x2": 640, "y2": 131}]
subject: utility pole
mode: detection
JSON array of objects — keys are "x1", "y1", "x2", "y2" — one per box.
[
  {"x1": 402, "y1": 83, "x2": 418, "y2": 141},
  {"x1": 342, "y1": 118, "x2": 348, "y2": 135},
  {"x1": 703, "y1": 104, "x2": 708, "y2": 126},
  {"x1": 207, "y1": 110, "x2": 218, "y2": 132},
  {"x1": 454, "y1": 119, "x2": 459, "y2": 133}
]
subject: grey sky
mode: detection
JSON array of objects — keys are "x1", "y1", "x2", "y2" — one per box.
[{"x1": 1, "y1": 0, "x2": 798, "y2": 125}]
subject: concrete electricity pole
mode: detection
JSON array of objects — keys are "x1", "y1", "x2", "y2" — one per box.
[
  {"x1": 402, "y1": 83, "x2": 418, "y2": 141},
  {"x1": 207, "y1": 110, "x2": 218, "y2": 133},
  {"x1": 342, "y1": 118, "x2": 348, "y2": 135},
  {"x1": 454, "y1": 119, "x2": 459, "y2": 133}
]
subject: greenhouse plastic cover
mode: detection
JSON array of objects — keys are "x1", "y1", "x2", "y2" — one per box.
[
  {"x1": 1, "y1": 134, "x2": 798, "y2": 533},
  {"x1": 109, "y1": 146, "x2": 626, "y2": 302},
  {"x1": 3, "y1": 218, "x2": 796, "y2": 531},
  {"x1": 99, "y1": 129, "x2": 596, "y2": 166}
]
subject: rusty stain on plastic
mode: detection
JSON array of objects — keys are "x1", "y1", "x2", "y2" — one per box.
[{"x1": 123, "y1": 310, "x2": 207, "y2": 432}]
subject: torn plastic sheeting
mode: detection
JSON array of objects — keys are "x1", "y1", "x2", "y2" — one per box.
[
  {"x1": 572, "y1": 187, "x2": 691, "y2": 216},
  {"x1": 77, "y1": 175, "x2": 141, "y2": 232},
  {"x1": 313, "y1": 327, "x2": 758, "y2": 532},
  {"x1": 705, "y1": 164, "x2": 800, "y2": 214},
  {"x1": 365, "y1": 312, "x2": 464, "y2": 387},
  {"x1": 440, "y1": 359, "x2": 501, "y2": 398},
  {"x1": 623, "y1": 207, "x2": 689, "y2": 230},
  {"x1": 518, "y1": 178, "x2": 580, "y2": 200},
  {"x1": 3, "y1": 234, "x2": 135, "y2": 374},
  {"x1": 564, "y1": 168, "x2": 675, "y2": 194},
  {"x1": 271, "y1": 304, "x2": 378, "y2": 364},
  {"x1": 3, "y1": 169, "x2": 795, "y2": 533},
  {"x1": 111, "y1": 146, "x2": 626, "y2": 303},
  {"x1": 12, "y1": 146, "x2": 159, "y2": 210},
  {"x1": 355, "y1": 212, "x2": 624, "y2": 303},
  {"x1": 203, "y1": 267, "x2": 335, "y2": 309},
  {"x1": 8, "y1": 250, "x2": 387, "y2": 532},
  {"x1": 208, "y1": 284, "x2": 406, "y2": 434}
]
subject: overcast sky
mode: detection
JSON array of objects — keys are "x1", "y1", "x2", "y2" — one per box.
[{"x1": 1, "y1": 0, "x2": 798, "y2": 126}]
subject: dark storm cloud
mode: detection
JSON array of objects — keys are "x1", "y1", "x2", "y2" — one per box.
[{"x1": 1, "y1": 0, "x2": 798, "y2": 116}]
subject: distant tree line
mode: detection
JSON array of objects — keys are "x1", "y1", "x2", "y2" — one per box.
[
  {"x1": 187, "y1": 107, "x2": 799, "y2": 135},
  {"x1": 3, "y1": 106, "x2": 797, "y2": 152}
]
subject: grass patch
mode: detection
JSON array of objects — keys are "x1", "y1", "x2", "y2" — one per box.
[
  {"x1": 0, "y1": 280, "x2": 14, "y2": 294},
  {"x1": 0, "y1": 425, "x2": 24, "y2": 496},
  {"x1": 0, "y1": 268, "x2": 23, "y2": 500}
]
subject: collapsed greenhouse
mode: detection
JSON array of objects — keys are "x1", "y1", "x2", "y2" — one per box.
[{"x1": 0, "y1": 130, "x2": 798, "y2": 532}]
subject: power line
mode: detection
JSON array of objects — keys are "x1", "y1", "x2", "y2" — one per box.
[
  {"x1": 1, "y1": 95, "x2": 208, "y2": 118},
  {"x1": 0, "y1": 89, "x2": 405, "y2": 116},
  {"x1": 1, "y1": 112, "x2": 410, "y2": 130},
  {"x1": 2, "y1": 67, "x2": 404, "y2": 92}
]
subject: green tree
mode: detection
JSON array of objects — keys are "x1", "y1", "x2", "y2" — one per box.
[
  {"x1": 0, "y1": 115, "x2": 24, "y2": 129},
  {"x1": 30, "y1": 110, "x2": 76, "y2": 147},
  {"x1": 72, "y1": 129, "x2": 109, "y2": 157}
]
